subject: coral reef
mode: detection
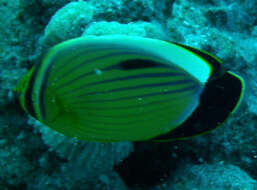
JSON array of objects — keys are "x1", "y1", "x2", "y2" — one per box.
[
  {"x1": 167, "y1": 163, "x2": 257, "y2": 190},
  {"x1": 90, "y1": 0, "x2": 174, "y2": 23},
  {"x1": 42, "y1": 1, "x2": 94, "y2": 46},
  {"x1": 34, "y1": 119, "x2": 133, "y2": 179},
  {"x1": 83, "y1": 21, "x2": 165, "y2": 39}
]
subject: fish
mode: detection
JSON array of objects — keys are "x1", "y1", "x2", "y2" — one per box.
[{"x1": 14, "y1": 35, "x2": 245, "y2": 142}]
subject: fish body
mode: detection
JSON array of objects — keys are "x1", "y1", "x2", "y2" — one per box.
[{"x1": 14, "y1": 35, "x2": 244, "y2": 142}]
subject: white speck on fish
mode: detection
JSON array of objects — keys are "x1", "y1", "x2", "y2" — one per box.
[{"x1": 94, "y1": 69, "x2": 102, "y2": 76}]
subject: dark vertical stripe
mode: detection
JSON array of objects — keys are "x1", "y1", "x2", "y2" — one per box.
[{"x1": 24, "y1": 64, "x2": 41, "y2": 118}]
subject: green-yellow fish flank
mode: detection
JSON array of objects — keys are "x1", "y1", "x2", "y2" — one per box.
[{"x1": 14, "y1": 35, "x2": 244, "y2": 142}]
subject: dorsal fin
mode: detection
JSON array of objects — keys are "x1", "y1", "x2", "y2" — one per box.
[{"x1": 171, "y1": 42, "x2": 225, "y2": 81}]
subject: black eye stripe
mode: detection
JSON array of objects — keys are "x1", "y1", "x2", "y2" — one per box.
[
  {"x1": 116, "y1": 59, "x2": 170, "y2": 70},
  {"x1": 24, "y1": 65, "x2": 41, "y2": 118}
]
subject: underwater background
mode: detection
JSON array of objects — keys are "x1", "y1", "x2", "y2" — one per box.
[{"x1": 0, "y1": 0, "x2": 257, "y2": 189}]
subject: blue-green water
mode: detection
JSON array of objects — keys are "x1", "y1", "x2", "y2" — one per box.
[{"x1": 0, "y1": 0, "x2": 257, "y2": 189}]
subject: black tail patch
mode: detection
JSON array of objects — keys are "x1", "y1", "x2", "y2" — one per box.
[{"x1": 152, "y1": 71, "x2": 243, "y2": 141}]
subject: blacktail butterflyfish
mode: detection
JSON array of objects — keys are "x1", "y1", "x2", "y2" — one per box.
[{"x1": 14, "y1": 35, "x2": 245, "y2": 142}]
